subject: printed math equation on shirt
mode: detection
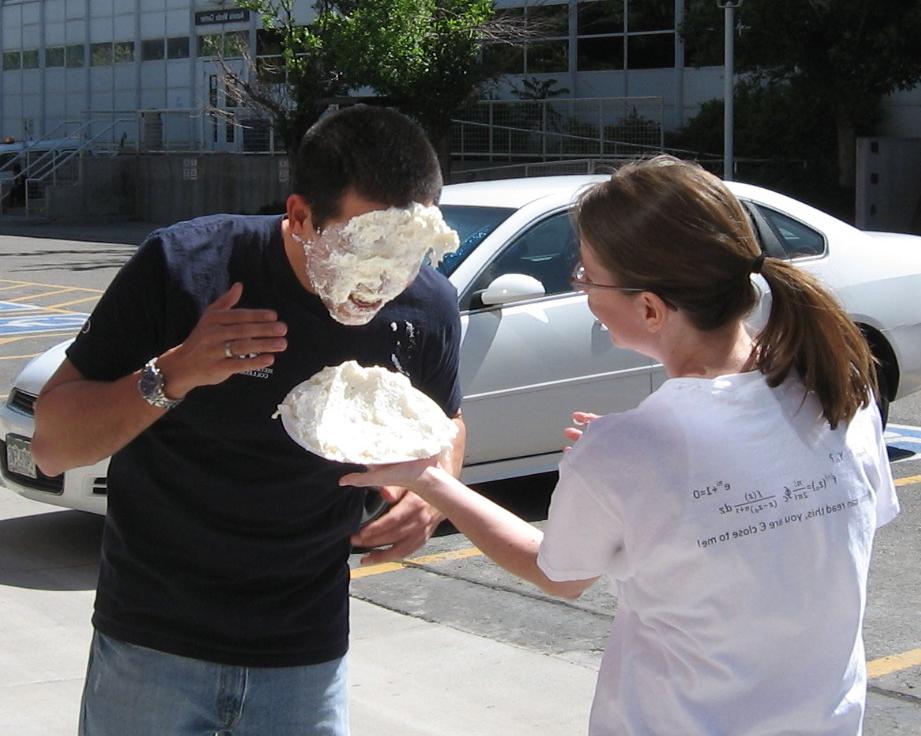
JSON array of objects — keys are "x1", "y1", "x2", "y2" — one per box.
[{"x1": 693, "y1": 451, "x2": 865, "y2": 550}]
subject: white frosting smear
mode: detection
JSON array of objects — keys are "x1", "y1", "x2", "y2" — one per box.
[
  {"x1": 306, "y1": 203, "x2": 460, "y2": 325},
  {"x1": 275, "y1": 360, "x2": 457, "y2": 463}
]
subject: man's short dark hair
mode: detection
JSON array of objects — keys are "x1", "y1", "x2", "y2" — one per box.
[{"x1": 292, "y1": 105, "x2": 443, "y2": 230}]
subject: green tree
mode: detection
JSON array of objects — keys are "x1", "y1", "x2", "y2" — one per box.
[
  {"x1": 326, "y1": 0, "x2": 495, "y2": 175},
  {"x1": 231, "y1": 0, "x2": 349, "y2": 153},
  {"x1": 682, "y1": 0, "x2": 921, "y2": 188}
]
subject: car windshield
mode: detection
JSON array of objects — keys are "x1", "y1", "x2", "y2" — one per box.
[{"x1": 437, "y1": 205, "x2": 515, "y2": 276}]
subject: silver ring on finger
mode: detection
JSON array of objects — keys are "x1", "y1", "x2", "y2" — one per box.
[{"x1": 223, "y1": 341, "x2": 235, "y2": 359}]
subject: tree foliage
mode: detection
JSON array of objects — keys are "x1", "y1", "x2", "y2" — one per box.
[
  {"x1": 231, "y1": 0, "x2": 497, "y2": 171},
  {"x1": 682, "y1": 0, "x2": 921, "y2": 188},
  {"x1": 232, "y1": 0, "x2": 347, "y2": 152},
  {"x1": 325, "y1": 0, "x2": 495, "y2": 171}
]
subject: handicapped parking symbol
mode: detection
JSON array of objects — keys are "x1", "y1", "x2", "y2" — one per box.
[
  {"x1": 885, "y1": 423, "x2": 921, "y2": 462},
  {"x1": 0, "y1": 313, "x2": 89, "y2": 335}
]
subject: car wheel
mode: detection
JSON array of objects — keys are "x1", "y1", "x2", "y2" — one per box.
[{"x1": 359, "y1": 487, "x2": 390, "y2": 528}]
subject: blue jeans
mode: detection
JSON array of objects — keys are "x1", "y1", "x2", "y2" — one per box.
[{"x1": 79, "y1": 630, "x2": 349, "y2": 736}]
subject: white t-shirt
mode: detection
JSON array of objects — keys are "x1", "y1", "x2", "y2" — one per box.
[{"x1": 537, "y1": 371, "x2": 898, "y2": 736}]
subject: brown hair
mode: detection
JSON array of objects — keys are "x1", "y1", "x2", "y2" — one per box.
[{"x1": 574, "y1": 155, "x2": 875, "y2": 429}]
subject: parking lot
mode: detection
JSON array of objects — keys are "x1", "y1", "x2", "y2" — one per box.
[{"x1": 1, "y1": 221, "x2": 920, "y2": 734}]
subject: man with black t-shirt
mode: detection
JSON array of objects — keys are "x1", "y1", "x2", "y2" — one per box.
[{"x1": 32, "y1": 106, "x2": 465, "y2": 736}]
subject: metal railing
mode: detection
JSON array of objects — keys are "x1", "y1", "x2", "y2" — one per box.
[
  {"x1": 23, "y1": 118, "x2": 134, "y2": 216},
  {"x1": 452, "y1": 97, "x2": 665, "y2": 163},
  {"x1": 83, "y1": 108, "x2": 279, "y2": 154}
]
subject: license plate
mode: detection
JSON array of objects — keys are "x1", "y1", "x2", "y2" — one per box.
[{"x1": 5, "y1": 434, "x2": 37, "y2": 479}]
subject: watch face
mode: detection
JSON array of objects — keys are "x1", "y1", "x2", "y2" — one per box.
[
  {"x1": 140, "y1": 363, "x2": 160, "y2": 399},
  {"x1": 138, "y1": 359, "x2": 178, "y2": 409}
]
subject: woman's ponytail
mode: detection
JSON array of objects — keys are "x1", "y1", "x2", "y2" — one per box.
[{"x1": 754, "y1": 258, "x2": 876, "y2": 429}]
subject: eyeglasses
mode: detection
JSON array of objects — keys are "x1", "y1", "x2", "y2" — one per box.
[{"x1": 570, "y1": 264, "x2": 645, "y2": 295}]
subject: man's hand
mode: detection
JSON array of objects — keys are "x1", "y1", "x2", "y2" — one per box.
[
  {"x1": 349, "y1": 485, "x2": 445, "y2": 565},
  {"x1": 158, "y1": 282, "x2": 287, "y2": 398}
]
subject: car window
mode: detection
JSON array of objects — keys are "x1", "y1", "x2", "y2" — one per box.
[
  {"x1": 754, "y1": 205, "x2": 826, "y2": 258},
  {"x1": 437, "y1": 205, "x2": 515, "y2": 276},
  {"x1": 465, "y1": 210, "x2": 578, "y2": 306}
]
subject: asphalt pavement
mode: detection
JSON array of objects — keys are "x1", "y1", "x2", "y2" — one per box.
[{"x1": 1, "y1": 218, "x2": 920, "y2": 734}]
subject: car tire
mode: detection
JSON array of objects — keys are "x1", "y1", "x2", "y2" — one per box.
[
  {"x1": 359, "y1": 487, "x2": 390, "y2": 528},
  {"x1": 875, "y1": 364, "x2": 890, "y2": 428}
]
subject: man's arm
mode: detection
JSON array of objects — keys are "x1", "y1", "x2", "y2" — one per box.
[{"x1": 33, "y1": 283, "x2": 287, "y2": 477}]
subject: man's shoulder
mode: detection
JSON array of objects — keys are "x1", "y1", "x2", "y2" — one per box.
[
  {"x1": 148, "y1": 214, "x2": 279, "y2": 247},
  {"x1": 405, "y1": 265, "x2": 457, "y2": 306}
]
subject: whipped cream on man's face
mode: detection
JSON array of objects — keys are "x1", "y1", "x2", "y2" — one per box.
[
  {"x1": 276, "y1": 360, "x2": 457, "y2": 463},
  {"x1": 304, "y1": 203, "x2": 459, "y2": 326}
]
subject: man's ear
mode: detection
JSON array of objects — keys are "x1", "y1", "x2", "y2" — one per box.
[
  {"x1": 637, "y1": 292, "x2": 670, "y2": 334},
  {"x1": 286, "y1": 194, "x2": 314, "y2": 238}
]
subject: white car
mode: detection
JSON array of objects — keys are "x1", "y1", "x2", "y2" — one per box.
[{"x1": 3, "y1": 175, "x2": 921, "y2": 516}]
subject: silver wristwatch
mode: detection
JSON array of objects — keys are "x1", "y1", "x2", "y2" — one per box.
[{"x1": 138, "y1": 358, "x2": 182, "y2": 410}]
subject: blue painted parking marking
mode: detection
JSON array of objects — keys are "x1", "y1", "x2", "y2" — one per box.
[
  {"x1": 0, "y1": 301, "x2": 35, "y2": 314},
  {"x1": 885, "y1": 424, "x2": 921, "y2": 461},
  {"x1": 0, "y1": 313, "x2": 89, "y2": 335}
]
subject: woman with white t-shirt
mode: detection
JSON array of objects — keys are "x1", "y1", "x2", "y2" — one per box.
[{"x1": 341, "y1": 156, "x2": 898, "y2": 735}]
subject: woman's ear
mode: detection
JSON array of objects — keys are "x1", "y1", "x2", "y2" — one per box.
[{"x1": 637, "y1": 292, "x2": 671, "y2": 334}]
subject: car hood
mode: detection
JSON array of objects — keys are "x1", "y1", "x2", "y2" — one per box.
[{"x1": 14, "y1": 340, "x2": 71, "y2": 396}]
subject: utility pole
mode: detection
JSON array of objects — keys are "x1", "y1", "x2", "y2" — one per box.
[{"x1": 717, "y1": 0, "x2": 742, "y2": 181}]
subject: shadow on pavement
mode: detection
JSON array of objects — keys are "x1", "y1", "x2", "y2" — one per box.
[
  {"x1": 0, "y1": 219, "x2": 165, "y2": 246},
  {"x1": 0, "y1": 509, "x2": 102, "y2": 591}
]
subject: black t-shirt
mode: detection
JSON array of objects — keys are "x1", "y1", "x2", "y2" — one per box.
[{"x1": 67, "y1": 214, "x2": 462, "y2": 667}]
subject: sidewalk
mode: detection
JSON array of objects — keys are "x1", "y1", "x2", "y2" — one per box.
[{"x1": 0, "y1": 491, "x2": 595, "y2": 735}]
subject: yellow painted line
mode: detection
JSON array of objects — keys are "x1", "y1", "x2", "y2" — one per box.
[
  {"x1": 895, "y1": 475, "x2": 921, "y2": 487},
  {"x1": 407, "y1": 547, "x2": 483, "y2": 566},
  {"x1": 0, "y1": 353, "x2": 40, "y2": 361},
  {"x1": 0, "y1": 278, "x2": 103, "y2": 293},
  {"x1": 350, "y1": 562, "x2": 406, "y2": 579},
  {"x1": 867, "y1": 647, "x2": 921, "y2": 678},
  {"x1": 7, "y1": 287, "x2": 81, "y2": 302},
  {"x1": 0, "y1": 331, "x2": 76, "y2": 345},
  {"x1": 44, "y1": 296, "x2": 99, "y2": 310},
  {"x1": 351, "y1": 546, "x2": 484, "y2": 579}
]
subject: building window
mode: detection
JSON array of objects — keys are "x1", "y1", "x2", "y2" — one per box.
[
  {"x1": 46, "y1": 46, "x2": 66, "y2": 67},
  {"x1": 628, "y1": 32, "x2": 674, "y2": 69},
  {"x1": 527, "y1": 41, "x2": 569, "y2": 73},
  {"x1": 628, "y1": 0, "x2": 674, "y2": 32},
  {"x1": 21, "y1": 49, "x2": 39, "y2": 69},
  {"x1": 578, "y1": 1, "x2": 623, "y2": 35},
  {"x1": 167, "y1": 36, "x2": 190, "y2": 59},
  {"x1": 482, "y1": 43, "x2": 525, "y2": 75},
  {"x1": 91, "y1": 42, "x2": 113, "y2": 66},
  {"x1": 114, "y1": 41, "x2": 135, "y2": 63},
  {"x1": 576, "y1": 0, "x2": 675, "y2": 71},
  {"x1": 2, "y1": 51, "x2": 22, "y2": 71},
  {"x1": 198, "y1": 33, "x2": 221, "y2": 57},
  {"x1": 578, "y1": 35, "x2": 624, "y2": 71},
  {"x1": 223, "y1": 31, "x2": 248, "y2": 58},
  {"x1": 141, "y1": 39, "x2": 165, "y2": 61},
  {"x1": 66, "y1": 44, "x2": 85, "y2": 68},
  {"x1": 525, "y1": 3, "x2": 568, "y2": 74},
  {"x1": 256, "y1": 28, "x2": 283, "y2": 57}
]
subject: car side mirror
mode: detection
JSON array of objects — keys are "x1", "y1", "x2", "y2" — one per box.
[{"x1": 480, "y1": 273, "x2": 546, "y2": 306}]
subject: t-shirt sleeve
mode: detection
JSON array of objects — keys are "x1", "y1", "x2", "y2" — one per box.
[
  {"x1": 66, "y1": 233, "x2": 169, "y2": 381},
  {"x1": 418, "y1": 274, "x2": 463, "y2": 417},
  {"x1": 869, "y1": 407, "x2": 899, "y2": 528},
  {"x1": 537, "y1": 455, "x2": 626, "y2": 582}
]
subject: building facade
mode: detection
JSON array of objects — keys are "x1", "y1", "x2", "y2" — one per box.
[{"x1": 0, "y1": 0, "x2": 917, "y2": 149}]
